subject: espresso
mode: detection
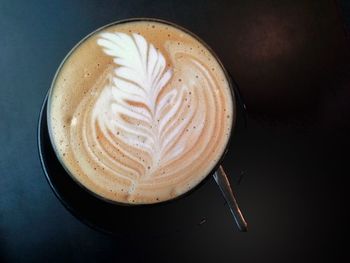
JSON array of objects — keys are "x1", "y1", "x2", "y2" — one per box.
[{"x1": 48, "y1": 20, "x2": 234, "y2": 204}]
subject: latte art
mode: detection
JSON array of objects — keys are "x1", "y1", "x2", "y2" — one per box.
[{"x1": 49, "y1": 21, "x2": 234, "y2": 204}]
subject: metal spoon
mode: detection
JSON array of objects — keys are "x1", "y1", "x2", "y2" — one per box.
[{"x1": 213, "y1": 166, "x2": 248, "y2": 232}]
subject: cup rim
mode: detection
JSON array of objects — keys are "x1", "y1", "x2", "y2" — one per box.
[{"x1": 46, "y1": 17, "x2": 237, "y2": 206}]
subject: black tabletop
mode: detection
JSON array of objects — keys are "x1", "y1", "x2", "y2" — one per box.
[{"x1": 1, "y1": 1, "x2": 349, "y2": 262}]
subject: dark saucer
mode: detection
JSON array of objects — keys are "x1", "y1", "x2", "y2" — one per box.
[{"x1": 38, "y1": 93, "x2": 243, "y2": 238}]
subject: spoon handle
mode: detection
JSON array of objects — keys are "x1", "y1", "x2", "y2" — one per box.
[{"x1": 213, "y1": 166, "x2": 248, "y2": 232}]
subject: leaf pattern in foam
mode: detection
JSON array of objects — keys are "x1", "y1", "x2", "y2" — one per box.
[{"x1": 96, "y1": 32, "x2": 194, "y2": 173}]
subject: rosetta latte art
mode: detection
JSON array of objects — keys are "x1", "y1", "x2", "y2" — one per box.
[
  {"x1": 70, "y1": 32, "x2": 224, "y2": 200},
  {"x1": 50, "y1": 22, "x2": 233, "y2": 204},
  {"x1": 95, "y1": 32, "x2": 187, "y2": 172}
]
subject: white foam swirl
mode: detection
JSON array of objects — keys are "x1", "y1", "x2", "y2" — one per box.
[
  {"x1": 67, "y1": 32, "x2": 230, "y2": 203},
  {"x1": 93, "y1": 33, "x2": 209, "y2": 176}
]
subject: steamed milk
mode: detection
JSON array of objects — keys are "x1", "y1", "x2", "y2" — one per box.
[{"x1": 48, "y1": 20, "x2": 234, "y2": 204}]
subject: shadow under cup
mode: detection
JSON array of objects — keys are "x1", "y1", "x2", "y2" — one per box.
[{"x1": 42, "y1": 18, "x2": 239, "y2": 235}]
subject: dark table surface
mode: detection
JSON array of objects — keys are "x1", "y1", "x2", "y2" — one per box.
[{"x1": 1, "y1": 1, "x2": 349, "y2": 262}]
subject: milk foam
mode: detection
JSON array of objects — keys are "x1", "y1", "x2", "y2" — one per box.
[{"x1": 49, "y1": 21, "x2": 234, "y2": 204}]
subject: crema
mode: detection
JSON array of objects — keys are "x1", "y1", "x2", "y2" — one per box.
[{"x1": 48, "y1": 20, "x2": 234, "y2": 204}]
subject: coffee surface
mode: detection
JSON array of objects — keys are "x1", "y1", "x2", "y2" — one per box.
[{"x1": 49, "y1": 20, "x2": 234, "y2": 204}]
